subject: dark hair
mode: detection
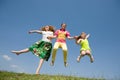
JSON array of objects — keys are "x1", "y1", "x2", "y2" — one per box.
[
  {"x1": 61, "y1": 23, "x2": 67, "y2": 27},
  {"x1": 76, "y1": 35, "x2": 82, "y2": 40},
  {"x1": 75, "y1": 32, "x2": 87, "y2": 44}
]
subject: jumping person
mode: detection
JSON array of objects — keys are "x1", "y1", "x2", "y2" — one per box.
[
  {"x1": 74, "y1": 32, "x2": 94, "y2": 63},
  {"x1": 11, "y1": 25, "x2": 55, "y2": 74},
  {"x1": 48, "y1": 23, "x2": 74, "y2": 67}
]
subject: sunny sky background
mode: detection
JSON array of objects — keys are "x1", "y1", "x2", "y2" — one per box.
[{"x1": 0, "y1": 0, "x2": 120, "y2": 79}]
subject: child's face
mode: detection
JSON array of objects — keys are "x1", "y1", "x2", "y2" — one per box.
[
  {"x1": 45, "y1": 26, "x2": 49, "y2": 31},
  {"x1": 81, "y1": 34, "x2": 86, "y2": 39}
]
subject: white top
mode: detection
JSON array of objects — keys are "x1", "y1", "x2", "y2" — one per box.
[{"x1": 41, "y1": 31, "x2": 53, "y2": 42}]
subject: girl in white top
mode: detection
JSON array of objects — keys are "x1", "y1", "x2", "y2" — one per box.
[{"x1": 12, "y1": 25, "x2": 55, "y2": 74}]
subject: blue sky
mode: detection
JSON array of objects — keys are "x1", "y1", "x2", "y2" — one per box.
[{"x1": 0, "y1": 0, "x2": 120, "y2": 79}]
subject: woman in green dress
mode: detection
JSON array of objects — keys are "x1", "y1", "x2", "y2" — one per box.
[{"x1": 12, "y1": 25, "x2": 55, "y2": 74}]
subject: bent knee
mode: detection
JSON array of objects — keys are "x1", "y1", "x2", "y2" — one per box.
[
  {"x1": 86, "y1": 50, "x2": 91, "y2": 55},
  {"x1": 81, "y1": 51, "x2": 86, "y2": 56}
]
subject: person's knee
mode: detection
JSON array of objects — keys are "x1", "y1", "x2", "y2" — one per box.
[
  {"x1": 53, "y1": 48, "x2": 57, "y2": 50},
  {"x1": 86, "y1": 52, "x2": 91, "y2": 55},
  {"x1": 86, "y1": 50, "x2": 91, "y2": 55},
  {"x1": 81, "y1": 53, "x2": 85, "y2": 56},
  {"x1": 63, "y1": 49, "x2": 68, "y2": 54},
  {"x1": 62, "y1": 47, "x2": 67, "y2": 51},
  {"x1": 52, "y1": 48, "x2": 58, "y2": 53},
  {"x1": 81, "y1": 51, "x2": 86, "y2": 56}
]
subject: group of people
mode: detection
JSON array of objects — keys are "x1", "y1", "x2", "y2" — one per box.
[{"x1": 11, "y1": 23, "x2": 94, "y2": 74}]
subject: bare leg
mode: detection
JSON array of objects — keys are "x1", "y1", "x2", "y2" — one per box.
[
  {"x1": 77, "y1": 51, "x2": 85, "y2": 62},
  {"x1": 11, "y1": 48, "x2": 29, "y2": 55},
  {"x1": 36, "y1": 59, "x2": 44, "y2": 74},
  {"x1": 86, "y1": 50, "x2": 94, "y2": 63}
]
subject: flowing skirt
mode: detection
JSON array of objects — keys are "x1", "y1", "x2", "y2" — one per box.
[{"x1": 29, "y1": 40, "x2": 52, "y2": 61}]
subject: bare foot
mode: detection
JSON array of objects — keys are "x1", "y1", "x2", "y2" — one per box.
[
  {"x1": 35, "y1": 72, "x2": 40, "y2": 75},
  {"x1": 77, "y1": 56, "x2": 80, "y2": 62},
  {"x1": 11, "y1": 50, "x2": 21, "y2": 55},
  {"x1": 50, "y1": 61, "x2": 54, "y2": 66},
  {"x1": 90, "y1": 57, "x2": 94, "y2": 63},
  {"x1": 64, "y1": 62, "x2": 68, "y2": 67}
]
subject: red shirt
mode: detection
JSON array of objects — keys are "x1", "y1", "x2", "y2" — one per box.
[{"x1": 54, "y1": 29, "x2": 70, "y2": 43}]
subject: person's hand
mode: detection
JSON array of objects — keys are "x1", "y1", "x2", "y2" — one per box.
[
  {"x1": 74, "y1": 36, "x2": 78, "y2": 39},
  {"x1": 47, "y1": 36, "x2": 51, "y2": 39},
  {"x1": 28, "y1": 31, "x2": 32, "y2": 34}
]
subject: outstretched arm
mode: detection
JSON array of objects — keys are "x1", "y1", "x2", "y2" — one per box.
[
  {"x1": 67, "y1": 36, "x2": 74, "y2": 39},
  {"x1": 29, "y1": 30, "x2": 42, "y2": 34},
  {"x1": 47, "y1": 35, "x2": 57, "y2": 39}
]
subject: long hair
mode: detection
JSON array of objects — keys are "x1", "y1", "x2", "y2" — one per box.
[
  {"x1": 41, "y1": 25, "x2": 55, "y2": 33},
  {"x1": 75, "y1": 35, "x2": 81, "y2": 44},
  {"x1": 49, "y1": 25, "x2": 55, "y2": 33},
  {"x1": 75, "y1": 32, "x2": 86, "y2": 44}
]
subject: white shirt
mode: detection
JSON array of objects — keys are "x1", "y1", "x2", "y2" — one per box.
[{"x1": 41, "y1": 31, "x2": 53, "y2": 42}]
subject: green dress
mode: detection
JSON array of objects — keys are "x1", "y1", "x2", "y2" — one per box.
[
  {"x1": 29, "y1": 40, "x2": 52, "y2": 61},
  {"x1": 80, "y1": 39, "x2": 91, "y2": 51}
]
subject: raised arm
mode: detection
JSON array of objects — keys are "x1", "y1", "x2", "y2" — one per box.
[
  {"x1": 29, "y1": 30, "x2": 42, "y2": 34},
  {"x1": 86, "y1": 34, "x2": 90, "y2": 39}
]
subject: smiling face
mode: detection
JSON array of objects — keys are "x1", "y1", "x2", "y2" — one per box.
[
  {"x1": 80, "y1": 32, "x2": 86, "y2": 39},
  {"x1": 44, "y1": 26, "x2": 49, "y2": 31}
]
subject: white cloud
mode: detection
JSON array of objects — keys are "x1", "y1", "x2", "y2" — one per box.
[{"x1": 2, "y1": 55, "x2": 12, "y2": 61}]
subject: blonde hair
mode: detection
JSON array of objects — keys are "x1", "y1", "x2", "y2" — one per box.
[
  {"x1": 41, "y1": 25, "x2": 55, "y2": 33},
  {"x1": 75, "y1": 32, "x2": 87, "y2": 44},
  {"x1": 80, "y1": 32, "x2": 87, "y2": 39}
]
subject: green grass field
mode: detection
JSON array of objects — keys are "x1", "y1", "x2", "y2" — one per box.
[{"x1": 0, "y1": 71, "x2": 105, "y2": 80}]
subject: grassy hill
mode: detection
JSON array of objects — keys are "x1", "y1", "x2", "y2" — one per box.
[{"x1": 0, "y1": 71, "x2": 105, "y2": 80}]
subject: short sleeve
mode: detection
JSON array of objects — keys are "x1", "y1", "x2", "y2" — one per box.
[
  {"x1": 54, "y1": 30, "x2": 59, "y2": 36},
  {"x1": 41, "y1": 31, "x2": 44, "y2": 34},
  {"x1": 66, "y1": 31, "x2": 70, "y2": 37}
]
